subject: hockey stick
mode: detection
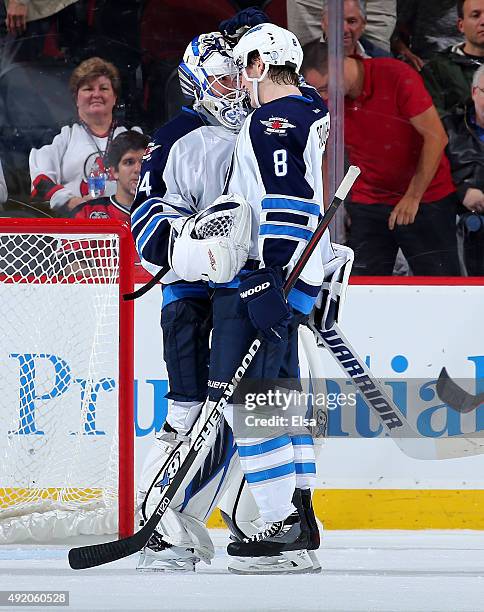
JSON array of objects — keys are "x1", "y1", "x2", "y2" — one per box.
[
  {"x1": 436, "y1": 367, "x2": 484, "y2": 413},
  {"x1": 315, "y1": 324, "x2": 484, "y2": 460},
  {"x1": 67, "y1": 165, "x2": 361, "y2": 570}
]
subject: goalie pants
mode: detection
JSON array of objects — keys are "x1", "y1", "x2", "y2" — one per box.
[
  {"x1": 161, "y1": 290, "x2": 212, "y2": 405},
  {"x1": 346, "y1": 194, "x2": 460, "y2": 276},
  {"x1": 208, "y1": 288, "x2": 317, "y2": 523}
]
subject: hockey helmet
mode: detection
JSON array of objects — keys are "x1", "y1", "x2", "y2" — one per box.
[
  {"x1": 178, "y1": 32, "x2": 247, "y2": 132},
  {"x1": 232, "y1": 23, "x2": 303, "y2": 79}
]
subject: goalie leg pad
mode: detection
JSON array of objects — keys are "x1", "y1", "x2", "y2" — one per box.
[
  {"x1": 310, "y1": 243, "x2": 354, "y2": 334},
  {"x1": 138, "y1": 417, "x2": 239, "y2": 569}
]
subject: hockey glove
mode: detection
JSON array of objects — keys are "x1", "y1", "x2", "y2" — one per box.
[
  {"x1": 239, "y1": 268, "x2": 291, "y2": 343},
  {"x1": 219, "y1": 8, "x2": 270, "y2": 46}
]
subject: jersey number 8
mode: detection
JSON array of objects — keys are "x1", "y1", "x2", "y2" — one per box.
[{"x1": 273, "y1": 149, "x2": 288, "y2": 177}]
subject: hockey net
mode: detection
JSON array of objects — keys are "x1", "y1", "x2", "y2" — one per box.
[{"x1": 0, "y1": 219, "x2": 134, "y2": 543}]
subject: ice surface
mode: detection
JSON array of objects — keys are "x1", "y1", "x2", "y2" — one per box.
[{"x1": 1, "y1": 530, "x2": 484, "y2": 611}]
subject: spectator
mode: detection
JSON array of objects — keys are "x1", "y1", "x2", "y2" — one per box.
[
  {"x1": 420, "y1": 0, "x2": 484, "y2": 117},
  {"x1": 62, "y1": 130, "x2": 149, "y2": 274},
  {"x1": 392, "y1": 0, "x2": 463, "y2": 71},
  {"x1": 443, "y1": 63, "x2": 484, "y2": 274},
  {"x1": 302, "y1": 42, "x2": 460, "y2": 276},
  {"x1": 288, "y1": 0, "x2": 396, "y2": 52},
  {"x1": 321, "y1": 0, "x2": 390, "y2": 57},
  {"x1": 71, "y1": 130, "x2": 149, "y2": 220},
  {"x1": 0, "y1": 160, "x2": 8, "y2": 206},
  {"x1": 1, "y1": 0, "x2": 80, "y2": 62},
  {"x1": 29, "y1": 57, "x2": 140, "y2": 215}
]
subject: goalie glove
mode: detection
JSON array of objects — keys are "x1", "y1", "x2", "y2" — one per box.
[
  {"x1": 219, "y1": 7, "x2": 270, "y2": 46},
  {"x1": 168, "y1": 193, "x2": 252, "y2": 284},
  {"x1": 308, "y1": 244, "x2": 354, "y2": 344}
]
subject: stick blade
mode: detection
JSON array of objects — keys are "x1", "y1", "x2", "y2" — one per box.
[
  {"x1": 69, "y1": 533, "x2": 143, "y2": 569},
  {"x1": 437, "y1": 367, "x2": 484, "y2": 413}
]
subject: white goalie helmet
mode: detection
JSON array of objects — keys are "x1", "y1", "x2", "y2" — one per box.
[
  {"x1": 232, "y1": 23, "x2": 303, "y2": 80},
  {"x1": 178, "y1": 32, "x2": 247, "y2": 132}
]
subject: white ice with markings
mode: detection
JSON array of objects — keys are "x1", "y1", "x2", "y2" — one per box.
[{"x1": 1, "y1": 530, "x2": 484, "y2": 611}]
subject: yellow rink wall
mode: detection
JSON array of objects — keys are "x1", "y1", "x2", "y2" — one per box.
[{"x1": 206, "y1": 490, "x2": 484, "y2": 530}]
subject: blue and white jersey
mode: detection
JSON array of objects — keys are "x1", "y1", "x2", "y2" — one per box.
[
  {"x1": 131, "y1": 107, "x2": 237, "y2": 287},
  {"x1": 227, "y1": 87, "x2": 332, "y2": 314}
]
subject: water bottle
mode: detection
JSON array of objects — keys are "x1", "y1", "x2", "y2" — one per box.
[{"x1": 88, "y1": 166, "x2": 107, "y2": 198}]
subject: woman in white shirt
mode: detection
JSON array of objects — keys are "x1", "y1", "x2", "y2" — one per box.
[{"x1": 29, "y1": 56, "x2": 137, "y2": 214}]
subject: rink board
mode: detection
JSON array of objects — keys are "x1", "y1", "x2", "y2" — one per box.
[
  {"x1": 3, "y1": 277, "x2": 483, "y2": 528},
  {"x1": 131, "y1": 276, "x2": 484, "y2": 529},
  {"x1": 132, "y1": 276, "x2": 484, "y2": 528}
]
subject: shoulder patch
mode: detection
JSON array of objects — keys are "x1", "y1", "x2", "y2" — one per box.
[
  {"x1": 143, "y1": 143, "x2": 162, "y2": 161},
  {"x1": 89, "y1": 211, "x2": 110, "y2": 219},
  {"x1": 260, "y1": 117, "x2": 296, "y2": 136}
]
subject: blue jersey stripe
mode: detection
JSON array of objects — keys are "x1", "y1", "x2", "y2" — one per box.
[
  {"x1": 137, "y1": 214, "x2": 177, "y2": 254},
  {"x1": 132, "y1": 199, "x2": 192, "y2": 227},
  {"x1": 245, "y1": 461, "x2": 295, "y2": 484},
  {"x1": 291, "y1": 434, "x2": 314, "y2": 446},
  {"x1": 162, "y1": 283, "x2": 209, "y2": 308},
  {"x1": 295, "y1": 463, "x2": 317, "y2": 475},
  {"x1": 262, "y1": 197, "x2": 320, "y2": 217},
  {"x1": 260, "y1": 224, "x2": 313, "y2": 241},
  {"x1": 238, "y1": 435, "x2": 292, "y2": 458},
  {"x1": 288, "y1": 287, "x2": 318, "y2": 314}
]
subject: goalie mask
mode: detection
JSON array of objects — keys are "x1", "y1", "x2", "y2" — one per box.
[
  {"x1": 169, "y1": 194, "x2": 252, "y2": 284},
  {"x1": 178, "y1": 32, "x2": 248, "y2": 132}
]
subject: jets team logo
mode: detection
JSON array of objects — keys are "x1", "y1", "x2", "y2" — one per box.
[
  {"x1": 143, "y1": 143, "x2": 161, "y2": 161},
  {"x1": 260, "y1": 117, "x2": 296, "y2": 135}
]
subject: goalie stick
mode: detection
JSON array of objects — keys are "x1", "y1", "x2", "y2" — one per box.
[
  {"x1": 314, "y1": 324, "x2": 484, "y2": 460},
  {"x1": 436, "y1": 367, "x2": 484, "y2": 414},
  {"x1": 67, "y1": 165, "x2": 361, "y2": 570}
]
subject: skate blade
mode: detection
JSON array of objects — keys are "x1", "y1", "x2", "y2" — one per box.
[
  {"x1": 136, "y1": 559, "x2": 197, "y2": 572},
  {"x1": 137, "y1": 564, "x2": 196, "y2": 573},
  {"x1": 136, "y1": 550, "x2": 198, "y2": 572},
  {"x1": 228, "y1": 549, "x2": 322, "y2": 575}
]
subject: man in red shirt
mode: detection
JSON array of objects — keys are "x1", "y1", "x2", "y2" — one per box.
[{"x1": 302, "y1": 42, "x2": 460, "y2": 275}]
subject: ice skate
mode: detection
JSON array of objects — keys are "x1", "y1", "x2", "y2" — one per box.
[
  {"x1": 228, "y1": 548, "x2": 321, "y2": 575},
  {"x1": 137, "y1": 532, "x2": 199, "y2": 572},
  {"x1": 227, "y1": 489, "x2": 320, "y2": 560}
]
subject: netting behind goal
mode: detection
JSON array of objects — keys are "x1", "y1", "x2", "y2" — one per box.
[{"x1": 0, "y1": 219, "x2": 134, "y2": 543}]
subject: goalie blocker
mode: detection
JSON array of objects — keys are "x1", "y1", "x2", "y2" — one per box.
[{"x1": 168, "y1": 193, "x2": 252, "y2": 284}]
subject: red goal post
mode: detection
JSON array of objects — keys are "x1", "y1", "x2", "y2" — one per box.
[{"x1": 0, "y1": 218, "x2": 134, "y2": 542}]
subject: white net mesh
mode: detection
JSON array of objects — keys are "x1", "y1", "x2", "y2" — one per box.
[
  {"x1": 0, "y1": 229, "x2": 124, "y2": 543},
  {"x1": 195, "y1": 213, "x2": 234, "y2": 239}
]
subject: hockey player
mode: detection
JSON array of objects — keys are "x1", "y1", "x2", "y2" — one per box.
[
  {"x1": 130, "y1": 31, "x2": 255, "y2": 572},
  {"x1": 208, "y1": 23, "x2": 333, "y2": 567}
]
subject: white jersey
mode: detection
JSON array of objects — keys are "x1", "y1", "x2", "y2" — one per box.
[
  {"x1": 29, "y1": 123, "x2": 135, "y2": 210},
  {"x1": 131, "y1": 107, "x2": 237, "y2": 283},
  {"x1": 227, "y1": 87, "x2": 332, "y2": 314}
]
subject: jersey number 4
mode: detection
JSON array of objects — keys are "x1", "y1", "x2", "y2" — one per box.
[
  {"x1": 138, "y1": 171, "x2": 152, "y2": 197},
  {"x1": 273, "y1": 149, "x2": 288, "y2": 177}
]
